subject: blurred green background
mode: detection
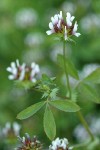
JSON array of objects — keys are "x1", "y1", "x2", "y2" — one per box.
[{"x1": 0, "y1": 0, "x2": 100, "y2": 149}]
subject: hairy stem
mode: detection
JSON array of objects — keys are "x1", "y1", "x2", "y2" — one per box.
[
  {"x1": 77, "y1": 111, "x2": 94, "y2": 141},
  {"x1": 63, "y1": 41, "x2": 94, "y2": 141},
  {"x1": 63, "y1": 41, "x2": 71, "y2": 99}
]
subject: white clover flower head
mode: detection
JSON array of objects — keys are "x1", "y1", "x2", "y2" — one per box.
[
  {"x1": 46, "y1": 11, "x2": 81, "y2": 41},
  {"x1": 49, "y1": 137, "x2": 72, "y2": 150},
  {"x1": 17, "y1": 133, "x2": 42, "y2": 150},
  {"x1": 7, "y1": 60, "x2": 40, "y2": 82}
]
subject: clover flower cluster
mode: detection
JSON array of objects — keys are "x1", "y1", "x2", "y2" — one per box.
[
  {"x1": 1, "y1": 122, "x2": 21, "y2": 138},
  {"x1": 46, "y1": 11, "x2": 81, "y2": 40},
  {"x1": 7, "y1": 60, "x2": 40, "y2": 82},
  {"x1": 49, "y1": 138, "x2": 73, "y2": 150},
  {"x1": 16, "y1": 133, "x2": 42, "y2": 150}
]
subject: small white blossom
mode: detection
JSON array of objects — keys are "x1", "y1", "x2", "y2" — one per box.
[
  {"x1": 24, "y1": 33, "x2": 44, "y2": 47},
  {"x1": 7, "y1": 60, "x2": 40, "y2": 82},
  {"x1": 46, "y1": 11, "x2": 81, "y2": 40},
  {"x1": 79, "y1": 63, "x2": 100, "y2": 79},
  {"x1": 49, "y1": 137, "x2": 72, "y2": 150}
]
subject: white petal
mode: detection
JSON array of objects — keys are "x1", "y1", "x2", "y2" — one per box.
[
  {"x1": 46, "y1": 30, "x2": 53, "y2": 35},
  {"x1": 66, "y1": 16, "x2": 72, "y2": 27},
  {"x1": 31, "y1": 62, "x2": 35, "y2": 68},
  {"x1": 11, "y1": 62, "x2": 16, "y2": 69},
  {"x1": 19, "y1": 70, "x2": 25, "y2": 80},
  {"x1": 73, "y1": 21, "x2": 78, "y2": 32},
  {"x1": 74, "y1": 32, "x2": 81, "y2": 37},
  {"x1": 31, "y1": 78, "x2": 36, "y2": 82},
  {"x1": 71, "y1": 16, "x2": 75, "y2": 21},
  {"x1": 8, "y1": 75, "x2": 15, "y2": 80},
  {"x1": 49, "y1": 22, "x2": 54, "y2": 30},
  {"x1": 35, "y1": 65, "x2": 40, "y2": 73},
  {"x1": 6, "y1": 67, "x2": 12, "y2": 72},
  {"x1": 54, "y1": 14, "x2": 59, "y2": 23},
  {"x1": 57, "y1": 20, "x2": 61, "y2": 28},
  {"x1": 58, "y1": 11, "x2": 63, "y2": 19},
  {"x1": 67, "y1": 12, "x2": 71, "y2": 19},
  {"x1": 16, "y1": 59, "x2": 20, "y2": 67},
  {"x1": 12, "y1": 68, "x2": 17, "y2": 75},
  {"x1": 51, "y1": 16, "x2": 55, "y2": 24}
]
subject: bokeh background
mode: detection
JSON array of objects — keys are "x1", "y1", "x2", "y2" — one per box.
[{"x1": 0, "y1": 0, "x2": 100, "y2": 149}]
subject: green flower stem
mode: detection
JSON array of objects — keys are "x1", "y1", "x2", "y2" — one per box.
[
  {"x1": 63, "y1": 41, "x2": 94, "y2": 141},
  {"x1": 77, "y1": 111, "x2": 94, "y2": 141},
  {"x1": 63, "y1": 41, "x2": 71, "y2": 99}
]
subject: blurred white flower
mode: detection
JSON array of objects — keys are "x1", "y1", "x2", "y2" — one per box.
[
  {"x1": 23, "y1": 49, "x2": 44, "y2": 63},
  {"x1": 2, "y1": 122, "x2": 21, "y2": 137},
  {"x1": 49, "y1": 137, "x2": 73, "y2": 150},
  {"x1": 7, "y1": 59, "x2": 40, "y2": 82},
  {"x1": 79, "y1": 63, "x2": 100, "y2": 79},
  {"x1": 74, "y1": 116, "x2": 100, "y2": 142},
  {"x1": 61, "y1": 2, "x2": 76, "y2": 14},
  {"x1": 50, "y1": 44, "x2": 63, "y2": 62},
  {"x1": 13, "y1": 122, "x2": 21, "y2": 136},
  {"x1": 80, "y1": 14, "x2": 100, "y2": 32},
  {"x1": 46, "y1": 11, "x2": 81, "y2": 40},
  {"x1": 24, "y1": 33, "x2": 44, "y2": 47},
  {"x1": 7, "y1": 59, "x2": 26, "y2": 80},
  {"x1": 50, "y1": 43, "x2": 72, "y2": 62},
  {"x1": 90, "y1": 117, "x2": 100, "y2": 136},
  {"x1": 74, "y1": 124, "x2": 89, "y2": 142},
  {"x1": 15, "y1": 8, "x2": 38, "y2": 28}
]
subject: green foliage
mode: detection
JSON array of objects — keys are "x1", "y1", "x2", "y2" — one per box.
[
  {"x1": 49, "y1": 100, "x2": 80, "y2": 112},
  {"x1": 83, "y1": 68, "x2": 100, "y2": 84},
  {"x1": 57, "y1": 54, "x2": 79, "y2": 80},
  {"x1": 76, "y1": 82, "x2": 100, "y2": 104},
  {"x1": 17, "y1": 101, "x2": 45, "y2": 120},
  {"x1": 43, "y1": 105, "x2": 56, "y2": 140}
]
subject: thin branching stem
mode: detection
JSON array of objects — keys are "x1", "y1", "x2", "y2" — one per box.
[{"x1": 77, "y1": 111, "x2": 94, "y2": 141}]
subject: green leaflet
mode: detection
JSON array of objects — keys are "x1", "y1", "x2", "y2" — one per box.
[
  {"x1": 17, "y1": 101, "x2": 45, "y2": 120},
  {"x1": 43, "y1": 105, "x2": 56, "y2": 140},
  {"x1": 83, "y1": 68, "x2": 100, "y2": 84},
  {"x1": 76, "y1": 82, "x2": 100, "y2": 104},
  {"x1": 49, "y1": 100, "x2": 80, "y2": 112},
  {"x1": 57, "y1": 54, "x2": 79, "y2": 80}
]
